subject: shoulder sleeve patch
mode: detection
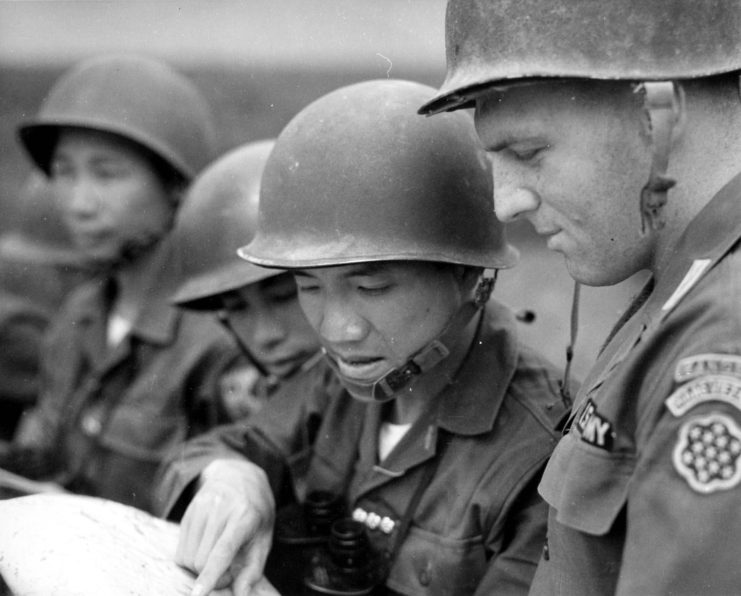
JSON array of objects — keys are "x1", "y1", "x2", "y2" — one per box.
[
  {"x1": 665, "y1": 375, "x2": 741, "y2": 417},
  {"x1": 675, "y1": 354, "x2": 741, "y2": 382},
  {"x1": 673, "y1": 413, "x2": 741, "y2": 494}
]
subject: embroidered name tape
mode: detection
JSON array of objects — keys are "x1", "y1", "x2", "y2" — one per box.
[
  {"x1": 673, "y1": 412, "x2": 741, "y2": 494},
  {"x1": 675, "y1": 354, "x2": 741, "y2": 382},
  {"x1": 665, "y1": 375, "x2": 741, "y2": 417},
  {"x1": 575, "y1": 398, "x2": 615, "y2": 450}
]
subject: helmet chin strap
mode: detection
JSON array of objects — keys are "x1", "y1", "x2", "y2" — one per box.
[
  {"x1": 634, "y1": 81, "x2": 685, "y2": 234},
  {"x1": 86, "y1": 202, "x2": 178, "y2": 272},
  {"x1": 216, "y1": 310, "x2": 324, "y2": 388},
  {"x1": 324, "y1": 273, "x2": 496, "y2": 403}
]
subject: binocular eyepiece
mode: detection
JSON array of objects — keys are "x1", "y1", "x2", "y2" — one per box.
[
  {"x1": 304, "y1": 516, "x2": 383, "y2": 596},
  {"x1": 266, "y1": 491, "x2": 387, "y2": 595}
]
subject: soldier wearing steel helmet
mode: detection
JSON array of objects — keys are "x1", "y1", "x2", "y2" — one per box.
[
  {"x1": 164, "y1": 139, "x2": 322, "y2": 423},
  {"x1": 421, "y1": 0, "x2": 741, "y2": 593},
  {"x1": 153, "y1": 139, "x2": 329, "y2": 520},
  {"x1": 0, "y1": 172, "x2": 89, "y2": 441},
  {"x1": 5, "y1": 54, "x2": 239, "y2": 513},
  {"x1": 164, "y1": 79, "x2": 566, "y2": 596}
]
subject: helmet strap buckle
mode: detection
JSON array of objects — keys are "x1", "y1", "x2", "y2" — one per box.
[
  {"x1": 376, "y1": 341, "x2": 450, "y2": 397},
  {"x1": 327, "y1": 273, "x2": 492, "y2": 403},
  {"x1": 474, "y1": 271, "x2": 497, "y2": 307}
]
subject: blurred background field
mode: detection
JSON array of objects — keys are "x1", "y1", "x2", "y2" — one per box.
[{"x1": 0, "y1": 0, "x2": 648, "y2": 383}]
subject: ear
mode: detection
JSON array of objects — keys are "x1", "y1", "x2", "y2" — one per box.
[{"x1": 635, "y1": 81, "x2": 686, "y2": 147}]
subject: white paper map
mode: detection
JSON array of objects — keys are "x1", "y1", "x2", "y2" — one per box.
[{"x1": 0, "y1": 493, "x2": 195, "y2": 595}]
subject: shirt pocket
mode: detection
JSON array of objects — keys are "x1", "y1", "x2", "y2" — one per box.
[
  {"x1": 539, "y1": 436, "x2": 635, "y2": 535},
  {"x1": 94, "y1": 405, "x2": 185, "y2": 463},
  {"x1": 387, "y1": 525, "x2": 486, "y2": 596}
]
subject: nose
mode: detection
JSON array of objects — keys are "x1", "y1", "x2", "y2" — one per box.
[
  {"x1": 494, "y1": 186, "x2": 541, "y2": 223},
  {"x1": 316, "y1": 299, "x2": 367, "y2": 345},
  {"x1": 490, "y1": 159, "x2": 541, "y2": 223},
  {"x1": 60, "y1": 176, "x2": 100, "y2": 219}
]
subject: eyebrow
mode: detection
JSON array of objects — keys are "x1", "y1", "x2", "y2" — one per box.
[
  {"x1": 259, "y1": 272, "x2": 293, "y2": 289},
  {"x1": 51, "y1": 151, "x2": 124, "y2": 166},
  {"x1": 484, "y1": 134, "x2": 550, "y2": 153},
  {"x1": 294, "y1": 262, "x2": 390, "y2": 279},
  {"x1": 486, "y1": 134, "x2": 521, "y2": 152},
  {"x1": 293, "y1": 270, "x2": 315, "y2": 279}
]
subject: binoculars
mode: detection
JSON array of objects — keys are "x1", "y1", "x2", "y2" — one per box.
[{"x1": 265, "y1": 491, "x2": 387, "y2": 595}]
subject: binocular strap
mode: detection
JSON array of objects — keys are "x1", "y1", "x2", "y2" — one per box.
[{"x1": 377, "y1": 431, "x2": 445, "y2": 581}]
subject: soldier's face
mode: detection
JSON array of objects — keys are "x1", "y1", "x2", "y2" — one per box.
[
  {"x1": 293, "y1": 261, "x2": 465, "y2": 385},
  {"x1": 475, "y1": 80, "x2": 654, "y2": 286},
  {"x1": 220, "y1": 273, "x2": 320, "y2": 379},
  {"x1": 50, "y1": 128, "x2": 175, "y2": 265}
]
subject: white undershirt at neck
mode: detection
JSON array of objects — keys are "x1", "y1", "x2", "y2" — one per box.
[
  {"x1": 107, "y1": 312, "x2": 132, "y2": 349},
  {"x1": 378, "y1": 421, "x2": 412, "y2": 462}
]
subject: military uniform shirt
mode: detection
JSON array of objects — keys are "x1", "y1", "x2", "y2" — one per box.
[
  {"x1": 157, "y1": 302, "x2": 567, "y2": 595},
  {"x1": 530, "y1": 172, "x2": 741, "y2": 595},
  {"x1": 15, "y1": 240, "x2": 239, "y2": 514}
]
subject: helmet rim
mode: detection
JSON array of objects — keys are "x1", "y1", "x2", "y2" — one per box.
[{"x1": 421, "y1": 0, "x2": 741, "y2": 115}]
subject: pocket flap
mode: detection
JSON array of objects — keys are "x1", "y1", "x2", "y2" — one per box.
[{"x1": 540, "y1": 434, "x2": 635, "y2": 535}]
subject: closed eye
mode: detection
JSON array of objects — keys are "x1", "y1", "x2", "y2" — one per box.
[
  {"x1": 488, "y1": 137, "x2": 549, "y2": 164},
  {"x1": 220, "y1": 292, "x2": 249, "y2": 312},
  {"x1": 49, "y1": 159, "x2": 74, "y2": 180},
  {"x1": 358, "y1": 284, "x2": 391, "y2": 296},
  {"x1": 296, "y1": 282, "x2": 320, "y2": 295},
  {"x1": 268, "y1": 288, "x2": 298, "y2": 304},
  {"x1": 510, "y1": 147, "x2": 543, "y2": 161}
]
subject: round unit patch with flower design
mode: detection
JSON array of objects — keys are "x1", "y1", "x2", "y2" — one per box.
[{"x1": 673, "y1": 413, "x2": 741, "y2": 493}]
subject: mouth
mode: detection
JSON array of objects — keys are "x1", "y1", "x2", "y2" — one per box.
[
  {"x1": 330, "y1": 352, "x2": 389, "y2": 381},
  {"x1": 261, "y1": 352, "x2": 312, "y2": 376},
  {"x1": 536, "y1": 228, "x2": 562, "y2": 250},
  {"x1": 70, "y1": 227, "x2": 111, "y2": 246}
]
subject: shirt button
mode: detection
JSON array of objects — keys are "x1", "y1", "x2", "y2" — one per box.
[{"x1": 81, "y1": 413, "x2": 102, "y2": 436}]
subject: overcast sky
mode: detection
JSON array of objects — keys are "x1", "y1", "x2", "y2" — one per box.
[{"x1": 0, "y1": 1, "x2": 448, "y2": 72}]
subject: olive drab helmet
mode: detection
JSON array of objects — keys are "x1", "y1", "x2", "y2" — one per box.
[
  {"x1": 18, "y1": 54, "x2": 216, "y2": 183},
  {"x1": 420, "y1": 0, "x2": 741, "y2": 233},
  {"x1": 170, "y1": 139, "x2": 278, "y2": 311},
  {"x1": 241, "y1": 79, "x2": 517, "y2": 270},
  {"x1": 240, "y1": 79, "x2": 518, "y2": 403},
  {"x1": 420, "y1": 0, "x2": 741, "y2": 116}
]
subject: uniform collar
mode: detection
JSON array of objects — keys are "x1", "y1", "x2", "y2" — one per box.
[
  {"x1": 351, "y1": 302, "x2": 520, "y2": 494},
  {"x1": 436, "y1": 300, "x2": 519, "y2": 436},
  {"x1": 582, "y1": 170, "x2": 741, "y2": 397},
  {"x1": 69, "y1": 238, "x2": 181, "y2": 346},
  {"x1": 644, "y1": 169, "x2": 741, "y2": 324}
]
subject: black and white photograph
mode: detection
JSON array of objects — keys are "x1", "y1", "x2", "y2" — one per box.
[{"x1": 0, "y1": 1, "x2": 737, "y2": 594}]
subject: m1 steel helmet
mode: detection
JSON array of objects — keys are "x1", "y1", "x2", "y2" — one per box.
[
  {"x1": 170, "y1": 139, "x2": 277, "y2": 311},
  {"x1": 240, "y1": 79, "x2": 517, "y2": 270},
  {"x1": 420, "y1": 0, "x2": 741, "y2": 115},
  {"x1": 18, "y1": 54, "x2": 216, "y2": 182}
]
